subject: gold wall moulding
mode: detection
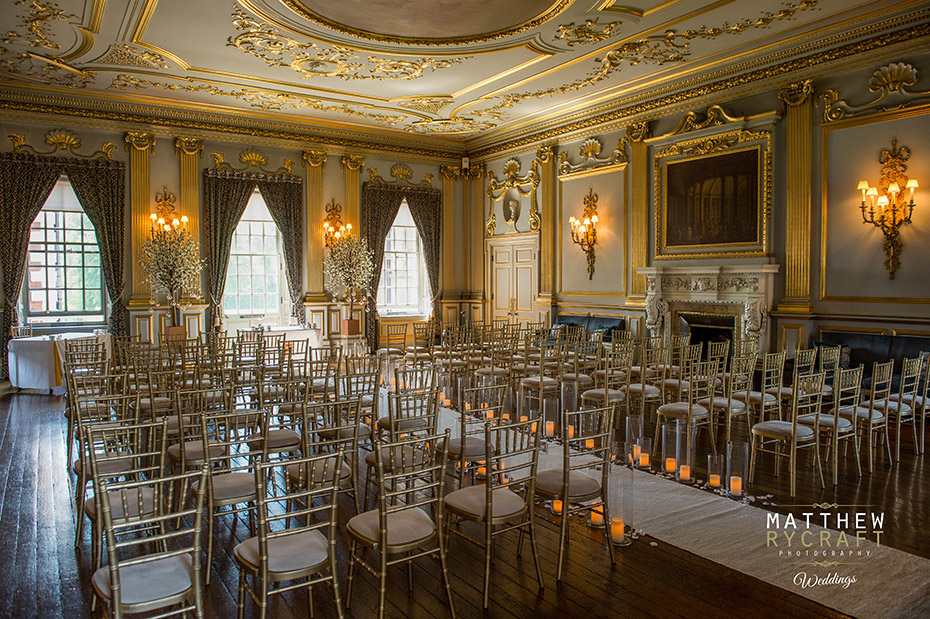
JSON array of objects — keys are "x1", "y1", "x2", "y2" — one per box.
[
  {"x1": 109, "y1": 74, "x2": 408, "y2": 125},
  {"x1": 468, "y1": 0, "x2": 819, "y2": 121},
  {"x1": 341, "y1": 154, "x2": 365, "y2": 172},
  {"x1": 407, "y1": 118, "x2": 496, "y2": 135},
  {"x1": 94, "y1": 44, "x2": 169, "y2": 69},
  {"x1": 557, "y1": 137, "x2": 628, "y2": 175},
  {"x1": 663, "y1": 104, "x2": 745, "y2": 137},
  {"x1": 302, "y1": 149, "x2": 327, "y2": 168},
  {"x1": 174, "y1": 137, "x2": 204, "y2": 157},
  {"x1": 124, "y1": 131, "x2": 156, "y2": 153},
  {"x1": 554, "y1": 19, "x2": 623, "y2": 46},
  {"x1": 0, "y1": 49, "x2": 96, "y2": 87},
  {"x1": 8, "y1": 129, "x2": 115, "y2": 160},
  {"x1": 778, "y1": 79, "x2": 815, "y2": 108},
  {"x1": 229, "y1": 5, "x2": 469, "y2": 81},
  {"x1": 396, "y1": 98, "x2": 453, "y2": 115},
  {"x1": 2, "y1": 0, "x2": 76, "y2": 50},
  {"x1": 487, "y1": 158, "x2": 541, "y2": 236},
  {"x1": 366, "y1": 164, "x2": 433, "y2": 187},
  {"x1": 212, "y1": 148, "x2": 294, "y2": 175},
  {"x1": 822, "y1": 62, "x2": 930, "y2": 122}
]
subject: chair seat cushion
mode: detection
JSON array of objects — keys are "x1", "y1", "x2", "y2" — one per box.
[
  {"x1": 444, "y1": 485, "x2": 526, "y2": 520},
  {"x1": 235, "y1": 529, "x2": 328, "y2": 575},
  {"x1": 889, "y1": 393, "x2": 926, "y2": 408},
  {"x1": 752, "y1": 420, "x2": 815, "y2": 439},
  {"x1": 376, "y1": 416, "x2": 429, "y2": 433},
  {"x1": 661, "y1": 378, "x2": 689, "y2": 390},
  {"x1": 166, "y1": 440, "x2": 224, "y2": 463},
  {"x1": 657, "y1": 402, "x2": 708, "y2": 418},
  {"x1": 347, "y1": 507, "x2": 436, "y2": 548},
  {"x1": 561, "y1": 373, "x2": 593, "y2": 384},
  {"x1": 475, "y1": 366, "x2": 510, "y2": 377},
  {"x1": 447, "y1": 435, "x2": 485, "y2": 459},
  {"x1": 137, "y1": 396, "x2": 172, "y2": 412},
  {"x1": 92, "y1": 555, "x2": 193, "y2": 607},
  {"x1": 733, "y1": 390, "x2": 777, "y2": 404},
  {"x1": 697, "y1": 396, "x2": 746, "y2": 412},
  {"x1": 377, "y1": 347, "x2": 404, "y2": 356},
  {"x1": 535, "y1": 469, "x2": 600, "y2": 500},
  {"x1": 839, "y1": 406, "x2": 885, "y2": 421},
  {"x1": 764, "y1": 386, "x2": 794, "y2": 398},
  {"x1": 581, "y1": 388, "x2": 625, "y2": 403},
  {"x1": 520, "y1": 376, "x2": 559, "y2": 388},
  {"x1": 626, "y1": 384, "x2": 660, "y2": 397},
  {"x1": 193, "y1": 472, "x2": 256, "y2": 503},
  {"x1": 798, "y1": 413, "x2": 853, "y2": 431},
  {"x1": 861, "y1": 399, "x2": 912, "y2": 414},
  {"x1": 248, "y1": 428, "x2": 301, "y2": 452},
  {"x1": 364, "y1": 445, "x2": 427, "y2": 469},
  {"x1": 594, "y1": 369, "x2": 627, "y2": 381},
  {"x1": 435, "y1": 358, "x2": 467, "y2": 369},
  {"x1": 319, "y1": 424, "x2": 370, "y2": 441},
  {"x1": 73, "y1": 453, "x2": 133, "y2": 476},
  {"x1": 84, "y1": 487, "x2": 156, "y2": 520}
]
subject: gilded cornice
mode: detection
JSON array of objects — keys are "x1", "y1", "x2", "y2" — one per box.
[
  {"x1": 487, "y1": 158, "x2": 541, "y2": 234},
  {"x1": 301, "y1": 149, "x2": 327, "y2": 168},
  {"x1": 8, "y1": 128, "x2": 115, "y2": 160},
  {"x1": 212, "y1": 148, "x2": 293, "y2": 175},
  {"x1": 557, "y1": 137, "x2": 627, "y2": 176},
  {"x1": 124, "y1": 131, "x2": 155, "y2": 153},
  {"x1": 341, "y1": 154, "x2": 365, "y2": 171},
  {"x1": 535, "y1": 145, "x2": 555, "y2": 164},
  {"x1": 469, "y1": 19, "x2": 930, "y2": 160},
  {"x1": 440, "y1": 165, "x2": 460, "y2": 181},
  {"x1": 174, "y1": 137, "x2": 203, "y2": 157},
  {"x1": 626, "y1": 121, "x2": 651, "y2": 142},
  {"x1": 366, "y1": 164, "x2": 433, "y2": 187}
]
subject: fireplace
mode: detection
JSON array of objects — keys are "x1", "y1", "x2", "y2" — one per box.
[{"x1": 637, "y1": 265, "x2": 780, "y2": 352}]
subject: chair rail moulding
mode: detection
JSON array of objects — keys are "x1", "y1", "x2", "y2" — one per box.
[{"x1": 637, "y1": 265, "x2": 780, "y2": 352}]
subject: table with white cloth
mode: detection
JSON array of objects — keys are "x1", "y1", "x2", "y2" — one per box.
[
  {"x1": 262, "y1": 326, "x2": 323, "y2": 348},
  {"x1": 7, "y1": 332, "x2": 111, "y2": 392}
]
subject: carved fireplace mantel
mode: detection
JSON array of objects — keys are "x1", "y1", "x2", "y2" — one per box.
[{"x1": 636, "y1": 265, "x2": 780, "y2": 351}]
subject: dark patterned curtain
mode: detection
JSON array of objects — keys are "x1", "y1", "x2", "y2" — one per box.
[
  {"x1": 203, "y1": 170, "x2": 255, "y2": 330},
  {"x1": 361, "y1": 185, "x2": 403, "y2": 353},
  {"x1": 361, "y1": 183, "x2": 440, "y2": 352},
  {"x1": 405, "y1": 188, "x2": 442, "y2": 317},
  {"x1": 66, "y1": 159, "x2": 127, "y2": 337},
  {"x1": 0, "y1": 153, "x2": 62, "y2": 377},
  {"x1": 257, "y1": 177, "x2": 304, "y2": 319}
]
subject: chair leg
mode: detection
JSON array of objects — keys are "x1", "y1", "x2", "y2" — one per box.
[
  {"x1": 556, "y1": 497, "x2": 570, "y2": 581},
  {"x1": 482, "y1": 523, "x2": 493, "y2": 608},
  {"x1": 345, "y1": 540, "x2": 357, "y2": 609},
  {"x1": 603, "y1": 497, "x2": 615, "y2": 565},
  {"x1": 789, "y1": 444, "x2": 796, "y2": 497},
  {"x1": 813, "y1": 442, "x2": 825, "y2": 489},
  {"x1": 237, "y1": 570, "x2": 247, "y2": 619},
  {"x1": 528, "y1": 510, "x2": 545, "y2": 591},
  {"x1": 749, "y1": 434, "x2": 757, "y2": 483},
  {"x1": 330, "y1": 550, "x2": 346, "y2": 619}
]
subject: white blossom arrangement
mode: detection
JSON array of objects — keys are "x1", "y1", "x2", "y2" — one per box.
[
  {"x1": 141, "y1": 225, "x2": 203, "y2": 325},
  {"x1": 323, "y1": 234, "x2": 374, "y2": 315}
]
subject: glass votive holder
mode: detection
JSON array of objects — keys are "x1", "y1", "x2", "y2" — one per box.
[
  {"x1": 662, "y1": 422, "x2": 679, "y2": 476},
  {"x1": 727, "y1": 440, "x2": 749, "y2": 499},
  {"x1": 551, "y1": 499, "x2": 563, "y2": 515},
  {"x1": 707, "y1": 454, "x2": 725, "y2": 490},
  {"x1": 636, "y1": 437, "x2": 652, "y2": 470},
  {"x1": 610, "y1": 516, "x2": 632, "y2": 546},
  {"x1": 587, "y1": 505, "x2": 605, "y2": 528}
]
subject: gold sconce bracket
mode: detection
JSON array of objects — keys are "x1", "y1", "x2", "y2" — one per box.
[
  {"x1": 322, "y1": 198, "x2": 350, "y2": 247},
  {"x1": 569, "y1": 188, "x2": 599, "y2": 279}
]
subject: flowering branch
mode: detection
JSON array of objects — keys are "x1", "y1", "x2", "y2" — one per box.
[
  {"x1": 141, "y1": 227, "x2": 203, "y2": 325},
  {"x1": 323, "y1": 234, "x2": 374, "y2": 315}
]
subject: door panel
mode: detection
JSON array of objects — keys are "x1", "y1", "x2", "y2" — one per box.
[{"x1": 487, "y1": 237, "x2": 538, "y2": 325}]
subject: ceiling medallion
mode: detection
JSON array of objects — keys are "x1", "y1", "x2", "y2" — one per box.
[
  {"x1": 396, "y1": 97, "x2": 452, "y2": 115},
  {"x1": 280, "y1": 0, "x2": 571, "y2": 46},
  {"x1": 469, "y1": 0, "x2": 819, "y2": 120},
  {"x1": 109, "y1": 74, "x2": 408, "y2": 125},
  {"x1": 554, "y1": 19, "x2": 623, "y2": 46},
  {"x1": 94, "y1": 44, "x2": 169, "y2": 69},
  {"x1": 2, "y1": 0, "x2": 76, "y2": 50},
  {"x1": 229, "y1": 6, "x2": 468, "y2": 80},
  {"x1": 407, "y1": 118, "x2": 496, "y2": 135}
]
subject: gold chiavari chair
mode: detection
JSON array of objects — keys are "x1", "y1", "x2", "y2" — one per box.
[
  {"x1": 92, "y1": 465, "x2": 209, "y2": 619},
  {"x1": 581, "y1": 346, "x2": 633, "y2": 419},
  {"x1": 845, "y1": 360, "x2": 893, "y2": 473},
  {"x1": 886, "y1": 356, "x2": 922, "y2": 461},
  {"x1": 734, "y1": 350, "x2": 786, "y2": 425},
  {"x1": 799, "y1": 365, "x2": 863, "y2": 485},
  {"x1": 700, "y1": 353, "x2": 755, "y2": 444},
  {"x1": 750, "y1": 371, "x2": 826, "y2": 497},
  {"x1": 903, "y1": 351, "x2": 930, "y2": 454},
  {"x1": 655, "y1": 358, "x2": 719, "y2": 457},
  {"x1": 767, "y1": 348, "x2": 818, "y2": 418},
  {"x1": 448, "y1": 383, "x2": 509, "y2": 489},
  {"x1": 336, "y1": 363, "x2": 381, "y2": 446},
  {"x1": 660, "y1": 342, "x2": 702, "y2": 403},
  {"x1": 10, "y1": 324, "x2": 32, "y2": 338},
  {"x1": 625, "y1": 337, "x2": 666, "y2": 418},
  {"x1": 236, "y1": 451, "x2": 346, "y2": 619},
  {"x1": 518, "y1": 339, "x2": 562, "y2": 433},
  {"x1": 346, "y1": 432, "x2": 454, "y2": 619},
  {"x1": 377, "y1": 322, "x2": 407, "y2": 360},
  {"x1": 444, "y1": 416, "x2": 544, "y2": 608},
  {"x1": 560, "y1": 338, "x2": 599, "y2": 412}
]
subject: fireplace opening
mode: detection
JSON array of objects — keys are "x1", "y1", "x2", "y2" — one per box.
[{"x1": 677, "y1": 311, "x2": 737, "y2": 359}]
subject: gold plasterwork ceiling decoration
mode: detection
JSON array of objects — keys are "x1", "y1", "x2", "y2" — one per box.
[{"x1": 0, "y1": 0, "x2": 926, "y2": 146}]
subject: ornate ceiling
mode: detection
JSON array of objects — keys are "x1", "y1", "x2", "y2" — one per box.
[{"x1": 0, "y1": 0, "x2": 927, "y2": 153}]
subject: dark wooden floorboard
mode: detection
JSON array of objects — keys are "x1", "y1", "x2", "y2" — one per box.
[{"x1": 7, "y1": 385, "x2": 928, "y2": 618}]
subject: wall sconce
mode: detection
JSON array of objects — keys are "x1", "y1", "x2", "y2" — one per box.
[
  {"x1": 322, "y1": 198, "x2": 351, "y2": 247},
  {"x1": 856, "y1": 139, "x2": 918, "y2": 279},
  {"x1": 148, "y1": 187, "x2": 188, "y2": 237},
  {"x1": 569, "y1": 188, "x2": 599, "y2": 279}
]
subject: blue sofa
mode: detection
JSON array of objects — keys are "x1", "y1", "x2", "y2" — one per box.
[
  {"x1": 553, "y1": 314, "x2": 626, "y2": 342},
  {"x1": 816, "y1": 330, "x2": 930, "y2": 388}
]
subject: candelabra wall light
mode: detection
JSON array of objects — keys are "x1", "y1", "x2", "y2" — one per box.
[
  {"x1": 569, "y1": 188, "x2": 599, "y2": 279},
  {"x1": 856, "y1": 139, "x2": 918, "y2": 279},
  {"x1": 322, "y1": 198, "x2": 351, "y2": 247}
]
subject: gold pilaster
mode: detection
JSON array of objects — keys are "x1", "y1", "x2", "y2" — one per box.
[
  {"x1": 777, "y1": 80, "x2": 815, "y2": 313},
  {"x1": 440, "y1": 165, "x2": 459, "y2": 298},
  {"x1": 341, "y1": 154, "x2": 364, "y2": 229},
  {"x1": 628, "y1": 122, "x2": 651, "y2": 297},
  {"x1": 537, "y1": 146, "x2": 556, "y2": 297},
  {"x1": 303, "y1": 150, "x2": 328, "y2": 301},
  {"x1": 125, "y1": 131, "x2": 156, "y2": 303},
  {"x1": 470, "y1": 165, "x2": 485, "y2": 296}
]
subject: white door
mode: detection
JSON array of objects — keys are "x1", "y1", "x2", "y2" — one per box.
[{"x1": 487, "y1": 237, "x2": 538, "y2": 325}]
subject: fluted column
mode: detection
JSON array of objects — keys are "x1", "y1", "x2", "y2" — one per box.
[
  {"x1": 175, "y1": 137, "x2": 203, "y2": 304},
  {"x1": 303, "y1": 150, "x2": 328, "y2": 301},
  {"x1": 628, "y1": 122, "x2": 651, "y2": 299},
  {"x1": 777, "y1": 80, "x2": 815, "y2": 313},
  {"x1": 125, "y1": 131, "x2": 156, "y2": 303},
  {"x1": 440, "y1": 165, "x2": 459, "y2": 299},
  {"x1": 536, "y1": 146, "x2": 556, "y2": 298},
  {"x1": 341, "y1": 154, "x2": 364, "y2": 230}
]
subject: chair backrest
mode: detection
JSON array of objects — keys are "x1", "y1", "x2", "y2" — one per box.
[
  {"x1": 818, "y1": 345, "x2": 843, "y2": 380},
  {"x1": 707, "y1": 339, "x2": 730, "y2": 367},
  {"x1": 792, "y1": 348, "x2": 819, "y2": 380},
  {"x1": 734, "y1": 338, "x2": 758, "y2": 357},
  {"x1": 395, "y1": 365, "x2": 435, "y2": 393},
  {"x1": 897, "y1": 356, "x2": 923, "y2": 403},
  {"x1": 787, "y1": 371, "x2": 825, "y2": 430},
  {"x1": 683, "y1": 359, "x2": 718, "y2": 407},
  {"x1": 88, "y1": 419, "x2": 168, "y2": 492},
  {"x1": 386, "y1": 388, "x2": 439, "y2": 441},
  {"x1": 725, "y1": 354, "x2": 757, "y2": 397},
  {"x1": 199, "y1": 407, "x2": 263, "y2": 476},
  {"x1": 637, "y1": 338, "x2": 667, "y2": 387},
  {"x1": 481, "y1": 416, "x2": 540, "y2": 510},
  {"x1": 174, "y1": 386, "x2": 234, "y2": 470},
  {"x1": 867, "y1": 360, "x2": 894, "y2": 409},
  {"x1": 10, "y1": 324, "x2": 32, "y2": 338},
  {"x1": 760, "y1": 350, "x2": 787, "y2": 392},
  {"x1": 462, "y1": 383, "x2": 509, "y2": 428},
  {"x1": 253, "y1": 451, "x2": 342, "y2": 577},
  {"x1": 371, "y1": 431, "x2": 449, "y2": 525},
  {"x1": 384, "y1": 323, "x2": 407, "y2": 350},
  {"x1": 831, "y1": 365, "x2": 863, "y2": 433},
  {"x1": 336, "y1": 369, "x2": 380, "y2": 408},
  {"x1": 96, "y1": 465, "x2": 208, "y2": 616},
  {"x1": 412, "y1": 322, "x2": 434, "y2": 349},
  {"x1": 345, "y1": 352, "x2": 379, "y2": 376},
  {"x1": 918, "y1": 351, "x2": 930, "y2": 404},
  {"x1": 238, "y1": 329, "x2": 263, "y2": 342},
  {"x1": 560, "y1": 406, "x2": 613, "y2": 500}
]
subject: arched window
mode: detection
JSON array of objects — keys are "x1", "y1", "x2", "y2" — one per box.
[
  {"x1": 377, "y1": 200, "x2": 431, "y2": 316},
  {"x1": 223, "y1": 190, "x2": 286, "y2": 324},
  {"x1": 22, "y1": 178, "x2": 106, "y2": 325}
]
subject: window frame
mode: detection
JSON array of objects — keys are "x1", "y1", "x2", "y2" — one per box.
[{"x1": 376, "y1": 202, "x2": 431, "y2": 318}]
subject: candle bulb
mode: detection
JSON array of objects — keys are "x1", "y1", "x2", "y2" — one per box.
[
  {"x1": 857, "y1": 180, "x2": 869, "y2": 201},
  {"x1": 551, "y1": 500, "x2": 563, "y2": 515},
  {"x1": 566, "y1": 426, "x2": 575, "y2": 439},
  {"x1": 665, "y1": 457, "x2": 676, "y2": 473},
  {"x1": 520, "y1": 415, "x2": 528, "y2": 423},
  {"x1": 588, "y1": 506, "x2": 604, "y2": 528},
  {"x1": 610, "y1": 517, "x2": 625, "y2": 544},
  {"x1": 444, "y1": 399, "x2": 452, "y2": 408},
  {"x1": 639, "y1": 452, "x2": 650, "y2": 468},
  {"x1": 709, "y1": 474, "x2": 721, "y2": 488},
  {"x1": 545, "y1": 421, "x2": 555, "y2": 438},
  {"x1": 679, "y1": 464, "x2": 691, "y2": 482},
  {"x1": 730, "y1": 475, "x2": 743, "y2": 497},
  {"x1": 585, "y1": 438, "x2": 595, "y2": 449}
]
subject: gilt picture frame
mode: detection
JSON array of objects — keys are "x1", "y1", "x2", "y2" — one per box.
[{"x1": 654, "y1": 129, "x2": 771, "y2": 259}]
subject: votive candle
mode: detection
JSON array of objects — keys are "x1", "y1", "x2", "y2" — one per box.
[
  {"x1": 552, "y1": 500, "x2": 563, "y2": 515},
  {"x1": 665, "y1": 457, "x2": 677, "y2": 473},
  {"x1": 679, "y1": 464, "x2": 691, "y2": 481},
  {"x1": 585, "y1": 438, "x2": 595, "y2": 449},
  {"x1": 589, "y1": 506, "x2": 604, "y2": 527},
  {"x1": 610, "y1": 517, "x2": 625, "y2": 543},
  {"x1": 639, "y1": 452, "x2": 650, "y2": 468},
  {"x1": 729, "y1": 475, "x2": 743, "y2": 497},
  {"x1": 709, "y1": 474, "x2": 721, "y2": 488},
  {"x1": 546, "y1": 421, "x2": 555, "y2": 437}
]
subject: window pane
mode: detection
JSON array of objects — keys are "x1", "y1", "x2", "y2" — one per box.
[
  {"x1": 225, "y1": 296, "x2": 237, "y2": 313},
  {"x1": 239, "y1": 296, "x2": 251, "y2": 313},
  {"x1": 85, "y1": 253, "x2": 100, "y2": 267},
  {"x1": 66, "y1": 267, "x2": 84, "y2": 287},
  {"x1": 238, "y1": 275, "x2": 251, "y2": 294},
  {"x1": 254, "y1": 275, "x2": 265, "y2": 294},
  {"x1": 263, "y1": 236, "x2": 276, "y2": 254},
  {"x1": 249, "y1": 235, "x2": 262, "y2": 254},
  {"x1": 49, "y1": 289, "x2": 65, "y2": 312},
  {"x1": 66, "y1": 289, "x2": 84, "y2": 312},
  {"x1": 225, "y1": 275, "x2": 237, "y2": 295},
  {"x1": 263, "y1": 256, "x2": 275, "y2": 274},
  {"x1": 250, "y1": 221, "x2": 264, "y2": 235},
  {"x1": 266, "y1": 293, "x2": 277, "y2": 309},
  {"x1": 251, "y1": 256, "x2": 265, "y2": 275},
  {"x1": 83, "y1": 230, "x2": 96, "y2": 243},
  {"x1": 85, "y1": 268, "x2": 100, "y2": 288},
  {"x1": 237, "y1": 256, "x2": 250, "y2": 273},
  {"x1": 264, "y1": 222, "x2": 276, "y2": 236},
  {"x1": 265, "y1": 275, "x2": 277, "y2": 294},
  {"x1": 85, "y1": 290, "x2": 102, "y2": 311},
  {"x1": 65, "y1": 212, "x2": 82, "y2": 228},
  {"x1": 49, "y1": 267, "x2": 64, "y2": 287},
  {"x1": 29, "y1": 290, "x2": 46, "y2": 312},
  {"x1": 65, "y1": 252, "x2": 82, "y2": 266}
]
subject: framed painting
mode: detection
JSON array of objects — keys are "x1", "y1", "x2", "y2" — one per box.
[{"x1": 654, "y1": 129, "x2": 771, "y2": 258}]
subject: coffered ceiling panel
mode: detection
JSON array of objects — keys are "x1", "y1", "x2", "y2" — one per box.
[{"x1": 0, "y1": 0, "x2": 927, "y2": 147}]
